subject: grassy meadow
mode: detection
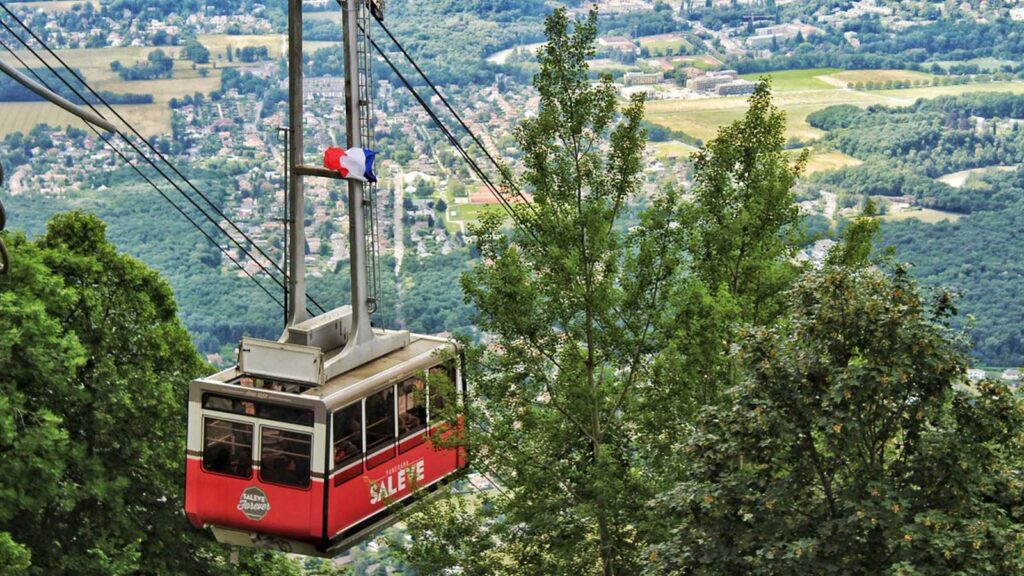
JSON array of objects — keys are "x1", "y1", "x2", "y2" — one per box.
[
  {"x1": 882, "y1": 207, "x2": 963, "y2": 224},
  {"x1": 647, "y1": 71, "x2": 1024, "y2": 143}
]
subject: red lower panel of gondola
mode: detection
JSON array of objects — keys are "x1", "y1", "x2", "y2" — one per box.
[
  {"x1": 185, "y1": 458, "x2": 324, "y2": 542},
  {"x1": 326, "y1": 433, "x2": 460, "y2": 539}
]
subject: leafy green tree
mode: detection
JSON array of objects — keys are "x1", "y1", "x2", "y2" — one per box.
[
  {"x1": 640, "y1": 80, "x2": 807, "y2": 455},
  {"x1": 405, "y1": 8, "x2": 676, "y2": 575},
  {"x1": 687, "y1": 79, "x2": 806, "y2": 326},
  {"x1": 0, "y1": 212, "x2": 297, "y2": 575},
  {"x1": 182, "y1": 38, "x2": 211, "y2": 64},
  {"x1": 648, "y1": 257, "x2": 1024, "y2": 574}
]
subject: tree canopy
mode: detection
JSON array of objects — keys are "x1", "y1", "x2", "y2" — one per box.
[
  {"x1": 649, "y1": 256, "x2": 1024, "y2": 575},
  {"x1": 0, "y1": 212, "x2": 297, "y2": 575}
]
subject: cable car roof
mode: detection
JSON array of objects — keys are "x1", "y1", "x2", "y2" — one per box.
[
  {"x1": 310, "y1": 333, "x2": 453, "y2": 407},
  {"x1": 198, "y1": 334, "x2": 453, "y2": 411}
]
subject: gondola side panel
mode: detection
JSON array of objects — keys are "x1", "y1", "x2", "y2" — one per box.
[{"x1": 327, "y1": 432, "x2": 458, "y2": 538}]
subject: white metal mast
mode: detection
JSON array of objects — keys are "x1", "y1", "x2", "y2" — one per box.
[{"x1": 240, "y1": 0, "x2": 406, "y2": 386}]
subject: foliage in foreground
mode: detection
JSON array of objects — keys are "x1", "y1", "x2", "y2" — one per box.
[
  {"x1": 400, "y1": 8, "x2": 806, "y2": 576},
  {"x1": 649, "y1": 253, "x2": 1024, "y2": 575},
  {"x1": 0, "y1": 212, "x2": 298, "y2": 575}
]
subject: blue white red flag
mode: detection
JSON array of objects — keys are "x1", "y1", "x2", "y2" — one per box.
[{"x1": 323, "y1": 147, "x2": 377, "y2": 182}]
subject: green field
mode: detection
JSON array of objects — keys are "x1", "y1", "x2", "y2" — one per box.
[
  {"x1": 651, "y1": 140, "x2": 699, "y2": 160},
  {"x1": 638, "y1": 35, "x2": 692, "y2": 56},
  {"x1": 648, "y1": 77, "x2": 1024, "y2": 143},
  {"x1": 933, "y1": 57, "x2": 1018, "y2": 72},
  {"x1": 876, "y1": 81, "x2": 1024, "y2": 100},
  {"x1": 646, "y1": 90, "x2": 887, "y2": 141},
  {"x1": 798, "y1": 150, "x2": 863, "y2": 174},
  {"x1": 742, "y1": 68, "x2": 842, "y2": 91},
  {"x1": 448, "y1": 203, "x2": 506, "y2": 222},
  {"x1": 823, "y1": 69, "x2": 934, "y2": 86},
  {"x1": 882, "y1": 208, "x2": 963, "y2": 224}
]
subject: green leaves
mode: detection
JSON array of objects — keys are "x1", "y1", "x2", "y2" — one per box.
[
  {"x1": 650, "y1": 264, "x2": 1024, "y2": 575},
  {"x1": 0, "y1": 211, "x2": 293, "y2": 574}
]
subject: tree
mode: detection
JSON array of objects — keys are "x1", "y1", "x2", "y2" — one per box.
[
  {"x1": 182, "y1": 38, "x2": 211, "y2": 64},
  {"x1": 0, "y1": 212, "x2": 298, "y2": 575},
  {"x1": 687, "y1": 79, "x2": 805, "y2": 326},
  {"x1": 642, "y1": 80, "x2": 807, "y2": 432},
  {"x1": 648, "y1": 255, "x2": 1024, "y2": 574},
  {"x1": 404, "y1": 8, "x2": 676, "y2": 575}
]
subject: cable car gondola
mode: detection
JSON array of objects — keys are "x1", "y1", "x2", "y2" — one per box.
[
  {"x1": 184, "y1": 0, "x2": 466, "y2": 556},
  {"x1": 184, "y1": 332, "x2": 466, "y2": 556}
]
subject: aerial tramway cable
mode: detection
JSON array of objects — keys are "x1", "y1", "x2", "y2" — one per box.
[
  {"x1": 372, "y1": 16, "x2": 537, "y2": 215},
  {"x1": 0, "y1": 7, "x2": 332, "y2": 313},
  {"x1": 361, "y1": 28, "x2": 535, "y2": 239},
  {"x1": 0, "y1": 37, "x2": 286, "y2": 306},
  {"x1": 0, "y1": 4, "x2": 310, "y2": 299}
]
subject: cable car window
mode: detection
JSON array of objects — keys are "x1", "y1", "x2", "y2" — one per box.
[
  {"x1": 260, "y1": 427, "x2": 312, "y2": 488},
  {"x1": 364, "y1": 387, "x2": 395, "y2": 453},
  {"x1": 202, "y1": 418, "x2": 253, "y2": 478},
  {"x1": 429, "y1": 364, "x2": 456, "y2": 417},
  {"x1": 202, "y1": 393, "x2": 313, "y2": 426},
  {"x1": 333, "y1": 403, "x2": 363, "y2": 469},
  {"x1": 398, "y1": 375, "x2": 427, "y2": 438}
]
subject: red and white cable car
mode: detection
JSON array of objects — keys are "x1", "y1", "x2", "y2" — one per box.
[
  {"x1": 185, "y1": 0, "x2": 467, "y2": 556},
  {"x1": 184, "y1": 333, "x2": 466, "y2": 555}
]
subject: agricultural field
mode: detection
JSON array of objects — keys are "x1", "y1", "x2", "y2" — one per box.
[
  {"x1": 875, "y1": 81, "x2": 1024, "y2": 100},
  {"x1": 882, "y1": 207, "x2": 962, "y2": 224},
  {"x1": 0, "y1": 45, "x2": 229, "y2": 135},
  {"x1": 646, "y1": 90, "x2": 886, "y2": 142},
  {"x1": 933, "y1": 57, "x2": 1017, "y2": 72},
  {"x1": 822, "y1": 69, "x2": 934, "y2": 87},
  {"x1": 648, "y1": 73, "x2": 1024, "y2": 143},
  {"x1": 0, "y1": 101, "x2": 86, "y2": 137},
  {"x1": 741, "y1": 68, "x2": 842, "y2": 91},
  {"x1": 650, "y1": 140, "x2": 699, "y2": 160},
  {"x1": 0, "y1": 100, "x2": 167, "y2": 137},
  {"x1": 797, "y1": 150, "x2": 862, "y2": 175},
  {"x1": 7, "y1": 0, "x2": 99, "y2": 12},
  {"x1": 0, "y1": 32, "x2": 342, "y2": 136}
]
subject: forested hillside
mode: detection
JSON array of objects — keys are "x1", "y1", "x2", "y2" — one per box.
[{"x1": 808, "y1": 95, "x2": 1024, "y2": 365}]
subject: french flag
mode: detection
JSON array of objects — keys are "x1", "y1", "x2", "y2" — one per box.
[{"x1": 323, "y1": 147, "x2": 377, "y2": 182}]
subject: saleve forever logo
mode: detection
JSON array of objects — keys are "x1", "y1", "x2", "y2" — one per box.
[{"x1": 237, "y1": 486, "x2": 271, "y2": 521}]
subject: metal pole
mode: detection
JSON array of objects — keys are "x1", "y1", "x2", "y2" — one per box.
[
  {"x1": 0, "y1": 59, "x2": 117, "y2": 133},
  {"x1": 278, "y1": 127, "x2": 291, "y2": 328},
  {"x1": 287, "y1": 0, "x2": 308, "y2": 326},
  {"x1": 341, "y1": 0, "x2": 373, "y2": 347}
]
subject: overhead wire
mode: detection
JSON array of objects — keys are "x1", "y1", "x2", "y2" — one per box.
[
  {"x1": 0, "y1": 3, "x2": 306, "y2": 294},
  {"x1": 372, "y1": 16, "x2": 538, "y2": 216},
  {"x1": 333, "y1": 0, "x2": 537, "y2": 242},
  {"x1": 0, "y1": 5, "x2": 329, "y2": 314},
  {"x1": 0, "y1": 36, "x2": 285, "y2": 307},
  {"x1": 362, "y1": 30, "x2": 536, "y2": 241}
]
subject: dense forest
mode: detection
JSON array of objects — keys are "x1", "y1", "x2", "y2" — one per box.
[{"x1": 807, "y1": 93, "x2": 1024, "y2": 365}]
